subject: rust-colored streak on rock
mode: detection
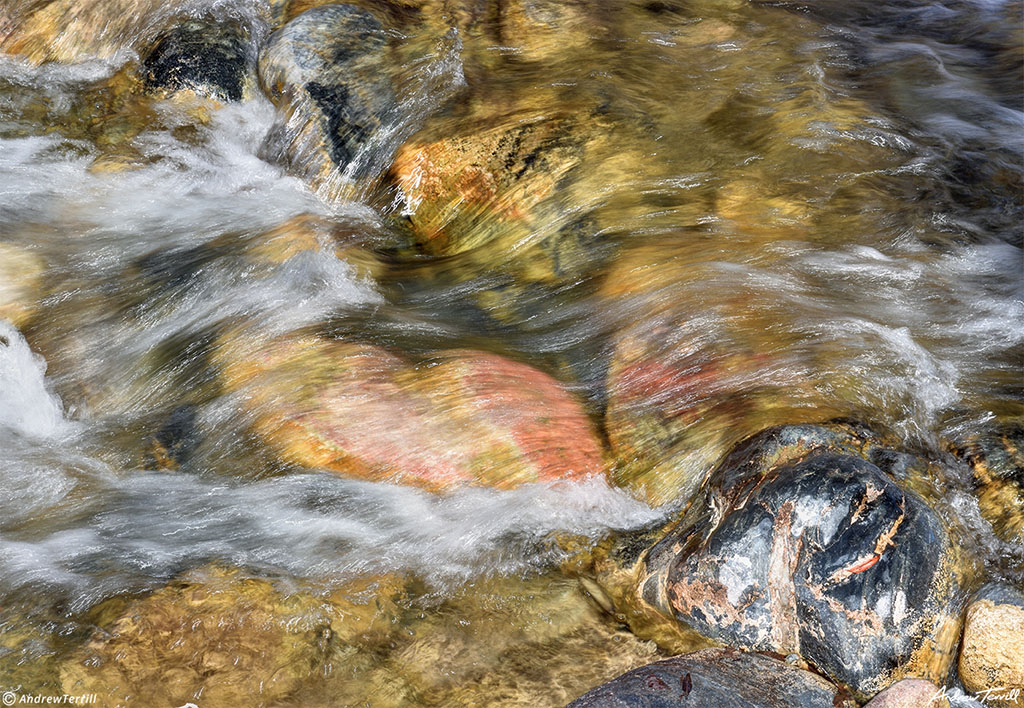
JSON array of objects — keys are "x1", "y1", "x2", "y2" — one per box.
[{"x1": 767, "y1": 500, "x2": 802, "y2": 654}]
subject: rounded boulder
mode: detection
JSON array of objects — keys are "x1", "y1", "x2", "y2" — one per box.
[{"x1": 633, "y1": 424, "x2": 965, "y2": 699}]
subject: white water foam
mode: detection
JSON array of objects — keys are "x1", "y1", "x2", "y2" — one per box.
[
  {"x1": 0, "y1": 466, "x2": 661, "y2": 610},
  {"x1": 0, "y1": 321, "x2": 70, "y2": 440}
]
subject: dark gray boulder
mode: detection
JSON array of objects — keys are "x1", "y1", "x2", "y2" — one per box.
[
  {"x1": 566, "y1": 648, "x2": 855, "y2": 708},
  {"x1": 258, "y1": 4, "x2": 396, "y2": 182}
]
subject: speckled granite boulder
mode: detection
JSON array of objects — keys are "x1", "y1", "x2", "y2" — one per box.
[
  {"x1": 566, "y1": 648, "x2": 855, "y2": 708},
  {"x1": 141, "y1": 19, "x2": 254, "y2": 102},
  {"x1": 959, "y1": 583, "x2": 1024, "y2": 707}
]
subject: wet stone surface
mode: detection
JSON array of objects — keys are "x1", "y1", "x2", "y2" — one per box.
[
  {"x1": 957, "y1": 419, "x2": 1024, "y2": 544},
  {"x1": 141, "y1": 19, "x2": 253, "y2": 102},
  {"x1": 862, "y1": 678, "x2": 949, "y2": 708},
  {"x1": 958, "y1": 582, "x2": 1024, "y2": 707},
  {"x1": 258, "y1": 4, "x2": 396, "y2": 182},
  {"x1": 566, "y1": 648, "x2": 856, "y2": 708},
  {"x1": 635, "y1": 424, "x2": 964, "y2": 698},
  {"x1": 215, "y1": 333, "x2": 605, "y2": 490}
]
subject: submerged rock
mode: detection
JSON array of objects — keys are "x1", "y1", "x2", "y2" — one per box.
[
  {"x1": 0, "y1": 0, "x2": 182, "y2": 63},
  {"x1": 0, "y1": 243, "x2": 45, "y2": 329},
  {"x1": 956, "y1": 420, "x2": 1024, "y2": 543},
  {"x1": 369, "y1": 574, "x2": 660, "y2": 708},
  {"x1": 60, "y1": 566, "x2": 331, "y2": 707},
  {"x1": 390, "y1": 101, "x2": 632, "y2": 289},
  {"x1": 566, "y1": 648, "x2": 856, "y2": 708},
  {"x1": 603, "y1": 424, "x2": 964, "y2": 700},
  {"x1": 258, "y1": 4, "x2": 397, "y2": 189},
  {"x1": 958, "y1": 583, "x2": 1024, "y2": 707},
  {"x1": 61, "y1": 566, "x2": 406, "y2": 708},
  {"x1": 392, "y1": 111, "x2": 592, "y2": 255},
  {"x1": 141, "y1": 19, "x2": 253, "y2": 102},
  {"x1": 600, "y1": 247, "x2": 842, "y2": 507},
  {"x1": 497, "y1": 0, "x2": 595, "y2": 64},
  {"x1": 216, "y1": 334, "x2": 604, "y2": 489}
]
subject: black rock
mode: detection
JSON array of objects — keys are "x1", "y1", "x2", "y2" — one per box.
[
  {"x1": 142, "y1": 19, "x2": 252, "y2": 101},
  {"x1": 636, "y1": 424, "x2": 964, "y2": 699},
  {"x1": 566, "y1": 648, "x2": 855, "y2": 708}
]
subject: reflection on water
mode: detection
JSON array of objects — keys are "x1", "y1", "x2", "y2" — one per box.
[{"x1": 0, "y1": 0, "x2": 1021, "y2": 704}]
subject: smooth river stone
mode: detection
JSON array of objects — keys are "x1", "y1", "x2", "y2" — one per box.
[
  {"x1": 0, "y1": 243, "x2": 44, "y2": 329},
  {"x1": 632, "y1": 424, "x2": 964, "y2": 700},
  {"x1": 958, "y1": 583, "x2": 1024, "y2": 708},
  {"x1": 497, "y1": 0, "x2": 594, "y2": 63},
  {"x1": 600, "y1": 246, "x2": 841, "y2": 507},
  {"x1": 258, "y1": 4, "x2": 396, "y2": 188},
  {"x1": 391, "y1": 111, "x2": 593, "y2": 254},
  {"x1": 862, "y1": 679, "x2": 949, "y2": 708},
  {"x1": 0, "y1": 0, "x2": 186, "y2": 63},
  {"x1": 566, "y1": 648, "x2": 856, "y2": 708},
  {"x1": 216, "y1": 335, "x2": 604, "y2": 490},
  {"x1": 389, "y1": 101, "x2": 626, "y2": 289}
]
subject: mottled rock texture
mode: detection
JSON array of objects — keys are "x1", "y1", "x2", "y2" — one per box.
[
  {"x1": 216, "y1": 334, "x2": 604, "y2": 489},
  {"x1": 631, "y1": 425, "x2": 964, "y2": 699},
  {"x1": 258, "y1": 4, "x2": 396, "y2": 187},
  {"x1": 141, "y1": 19, "x2": 253, "y2": 101},
  {"x1": 959, "y1": 583, "x2": 1024, "y2": 707}
]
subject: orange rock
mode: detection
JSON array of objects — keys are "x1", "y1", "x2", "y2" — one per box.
[
  {"x1": 217, "y1": 334, "x2": 604, "y2": 490},
  {"x1": 601, "y1": 246, "x2": 840, "y2": 506},
  {"x1": 391, "y1": 112, "x2": 591, "y2": 256}
]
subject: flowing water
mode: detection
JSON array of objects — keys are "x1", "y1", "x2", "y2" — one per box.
[{"x1": 0, "y1": 0, "x2": 1021, "y2": 705}]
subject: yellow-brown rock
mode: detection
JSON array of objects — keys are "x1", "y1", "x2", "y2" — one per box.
[
  {"x1": 0, "y1": 0, "x2": 182, "y2": 64},
  {"x1": 60, "y1": 566, "x2": 335, "y2": 707},
  {"x1": 320, "y1": 573, "x2": 662, "y2": 708},
  {"x1": 498, "y1": 0, "x2": 594, "y2": 64},
  {"x1": 0, "y1": 242, "x2": 45, "y2": 329},
  {"x1": 392, "y1": 111, "x2": 595, "y2": 256},
  {"x1": 959, "y1": 583, "x2": 1024, "y2": 707},
  {"x1": 957, "y1": 419, "x2": 1024, "y2": 543},
  {"x1": 242, "y1": 213, "x2": 385, "y2": 282},
  {"x1": 216, "y1": 333, "x2": 604, "y2": 490}
]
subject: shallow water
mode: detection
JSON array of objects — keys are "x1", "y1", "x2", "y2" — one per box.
[{"x1": 0, "y1": 0, "x2": 1021, "y2": 705}]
